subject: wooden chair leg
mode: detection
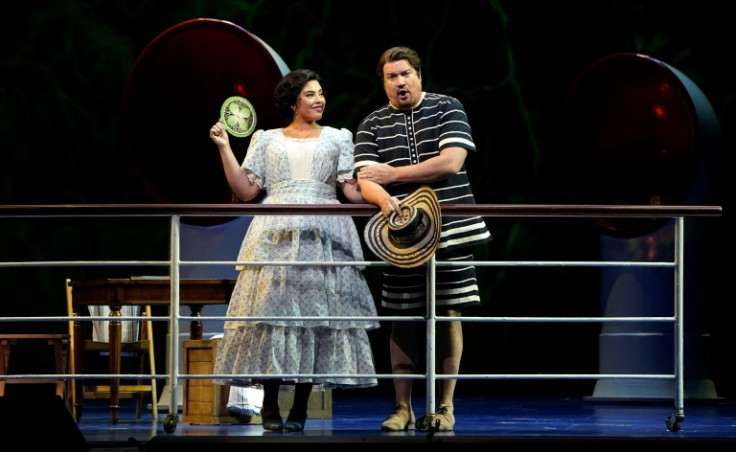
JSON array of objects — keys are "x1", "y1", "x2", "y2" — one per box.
[
  {"x1": 136, "y1": 351, "x2": 144, "y2": 419},
  {"x1": 0, "y1": 338, "x2": 9, "y2": 397},
  {"x1": 144, "y1": 306, "x2": 158, "y2": 420},
  {"x1": 49, "y1": 338, "x2": 68, "y2": 399}
]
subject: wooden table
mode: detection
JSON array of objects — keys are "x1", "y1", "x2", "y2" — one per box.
[{"x1": 68, "y1": 278, "x2": 235, "y2": 423}]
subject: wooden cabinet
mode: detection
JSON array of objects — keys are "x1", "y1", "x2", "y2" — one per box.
[{"x1": 182, "y1": 339, "x2": 332, "y2": 424}]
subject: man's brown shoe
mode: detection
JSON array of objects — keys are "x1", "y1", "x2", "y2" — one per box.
[
  {"x1": 381, "y1": 405, "x2": 415, "y2": 431},
  {"x1": 416, "y1": 405, "x2": 454, "y2": 432}
]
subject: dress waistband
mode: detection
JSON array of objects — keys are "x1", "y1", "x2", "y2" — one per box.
[{"x1": 267, "y1": 180, "x2": 336, "y2": 202}]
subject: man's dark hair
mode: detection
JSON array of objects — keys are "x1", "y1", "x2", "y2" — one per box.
[{"x1": 376, "y1": 46, "x2": 422, "y2": 79}]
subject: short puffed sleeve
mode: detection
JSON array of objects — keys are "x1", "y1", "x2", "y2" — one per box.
[
  {"x1": 241, "y1": 129, "x2": 267, "y2": 187},
  {"x1": 336, "y1": 128, "x2": 356, "y2": 183}
]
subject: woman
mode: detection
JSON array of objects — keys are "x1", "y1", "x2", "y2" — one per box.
[{"x1": 209, "y1": 69, "x2": 379, "y2": 432}]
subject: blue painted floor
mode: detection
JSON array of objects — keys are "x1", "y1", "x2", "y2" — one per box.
[{"x1": 64, "y1": 392, "x2": 736, "y2": 451}]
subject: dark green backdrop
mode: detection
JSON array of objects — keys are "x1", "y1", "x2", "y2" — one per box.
[{"x1": 1, "y1": 1, "x2": 732, "y2": 398}]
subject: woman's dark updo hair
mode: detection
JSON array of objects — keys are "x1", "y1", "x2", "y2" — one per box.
[{"x1": 273, "y1": 69, "x2": 323, "y2": 125}]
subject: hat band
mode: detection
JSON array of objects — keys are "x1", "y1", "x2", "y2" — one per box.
[{"x1": 387, "y1": 206, "x2": 431, "y2": 249}]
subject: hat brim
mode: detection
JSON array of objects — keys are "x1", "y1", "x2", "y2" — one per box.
[{"x1": 364, "y1": 186, "x2": 441, "y2": 268}]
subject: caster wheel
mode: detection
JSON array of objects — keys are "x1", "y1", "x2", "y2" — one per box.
[
  {"x1": 666, "y1": 413, "x2": 684, "y2": 432},
  {"x1": 163, "y1": 413, "x2": 179, "y2": 433}
]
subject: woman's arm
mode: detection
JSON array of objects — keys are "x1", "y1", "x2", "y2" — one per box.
[{"x1": 209, "y1": 120, "x2": 261, "y2": 202}]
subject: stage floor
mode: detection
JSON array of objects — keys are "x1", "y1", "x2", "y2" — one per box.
[{"x1": 56, "y1": 391, "x2": 736, "y2": 451}]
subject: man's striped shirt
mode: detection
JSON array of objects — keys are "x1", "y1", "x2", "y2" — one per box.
[{"x1": 354, "y1": 92, "x2": 491, "y2": 251}]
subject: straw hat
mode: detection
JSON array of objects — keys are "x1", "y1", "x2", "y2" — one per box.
[{"x1": 364, "y1": 186, "x2": 441, "y2": 268}]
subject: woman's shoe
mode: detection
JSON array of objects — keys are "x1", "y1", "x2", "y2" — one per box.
[
  {"x1": 381, "y1": 405, "x2": 415, "y2": 431},
  {"x1": 285, "y1": 409, "x2": 307, "y2": 432},
  {"x1": 260, "y1": 405, "x2": 284, "y2": 431}
]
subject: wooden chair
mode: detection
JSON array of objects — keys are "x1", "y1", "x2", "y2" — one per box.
[
  {"x1": 0, "y1": 333, "x2": 70, "y2": 406},
  {"x1": 65, "y1": 278, "x2": 158, "y2": 421}
]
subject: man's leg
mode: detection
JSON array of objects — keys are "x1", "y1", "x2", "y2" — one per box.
[
  {"x1": 437, "y1": 310, "x2": 463, "y2": 408},
  {"x1": 381, "y1": 321, "x2": 420, "y2": 431},
  {"x1": 417, "y1": 310, "x2": 461, "y2": 431}
]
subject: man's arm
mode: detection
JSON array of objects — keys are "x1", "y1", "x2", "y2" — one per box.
[
  {"x1": 357, "y1": 179, "x2": 402, "y2": 217},
  {"x1": 357, "y1": 147, "x2": 467, "y2": 186}
]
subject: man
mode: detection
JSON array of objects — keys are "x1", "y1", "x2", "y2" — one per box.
[{"x1": 354, "y1": 46, "x2": 491, "y2": 432}]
